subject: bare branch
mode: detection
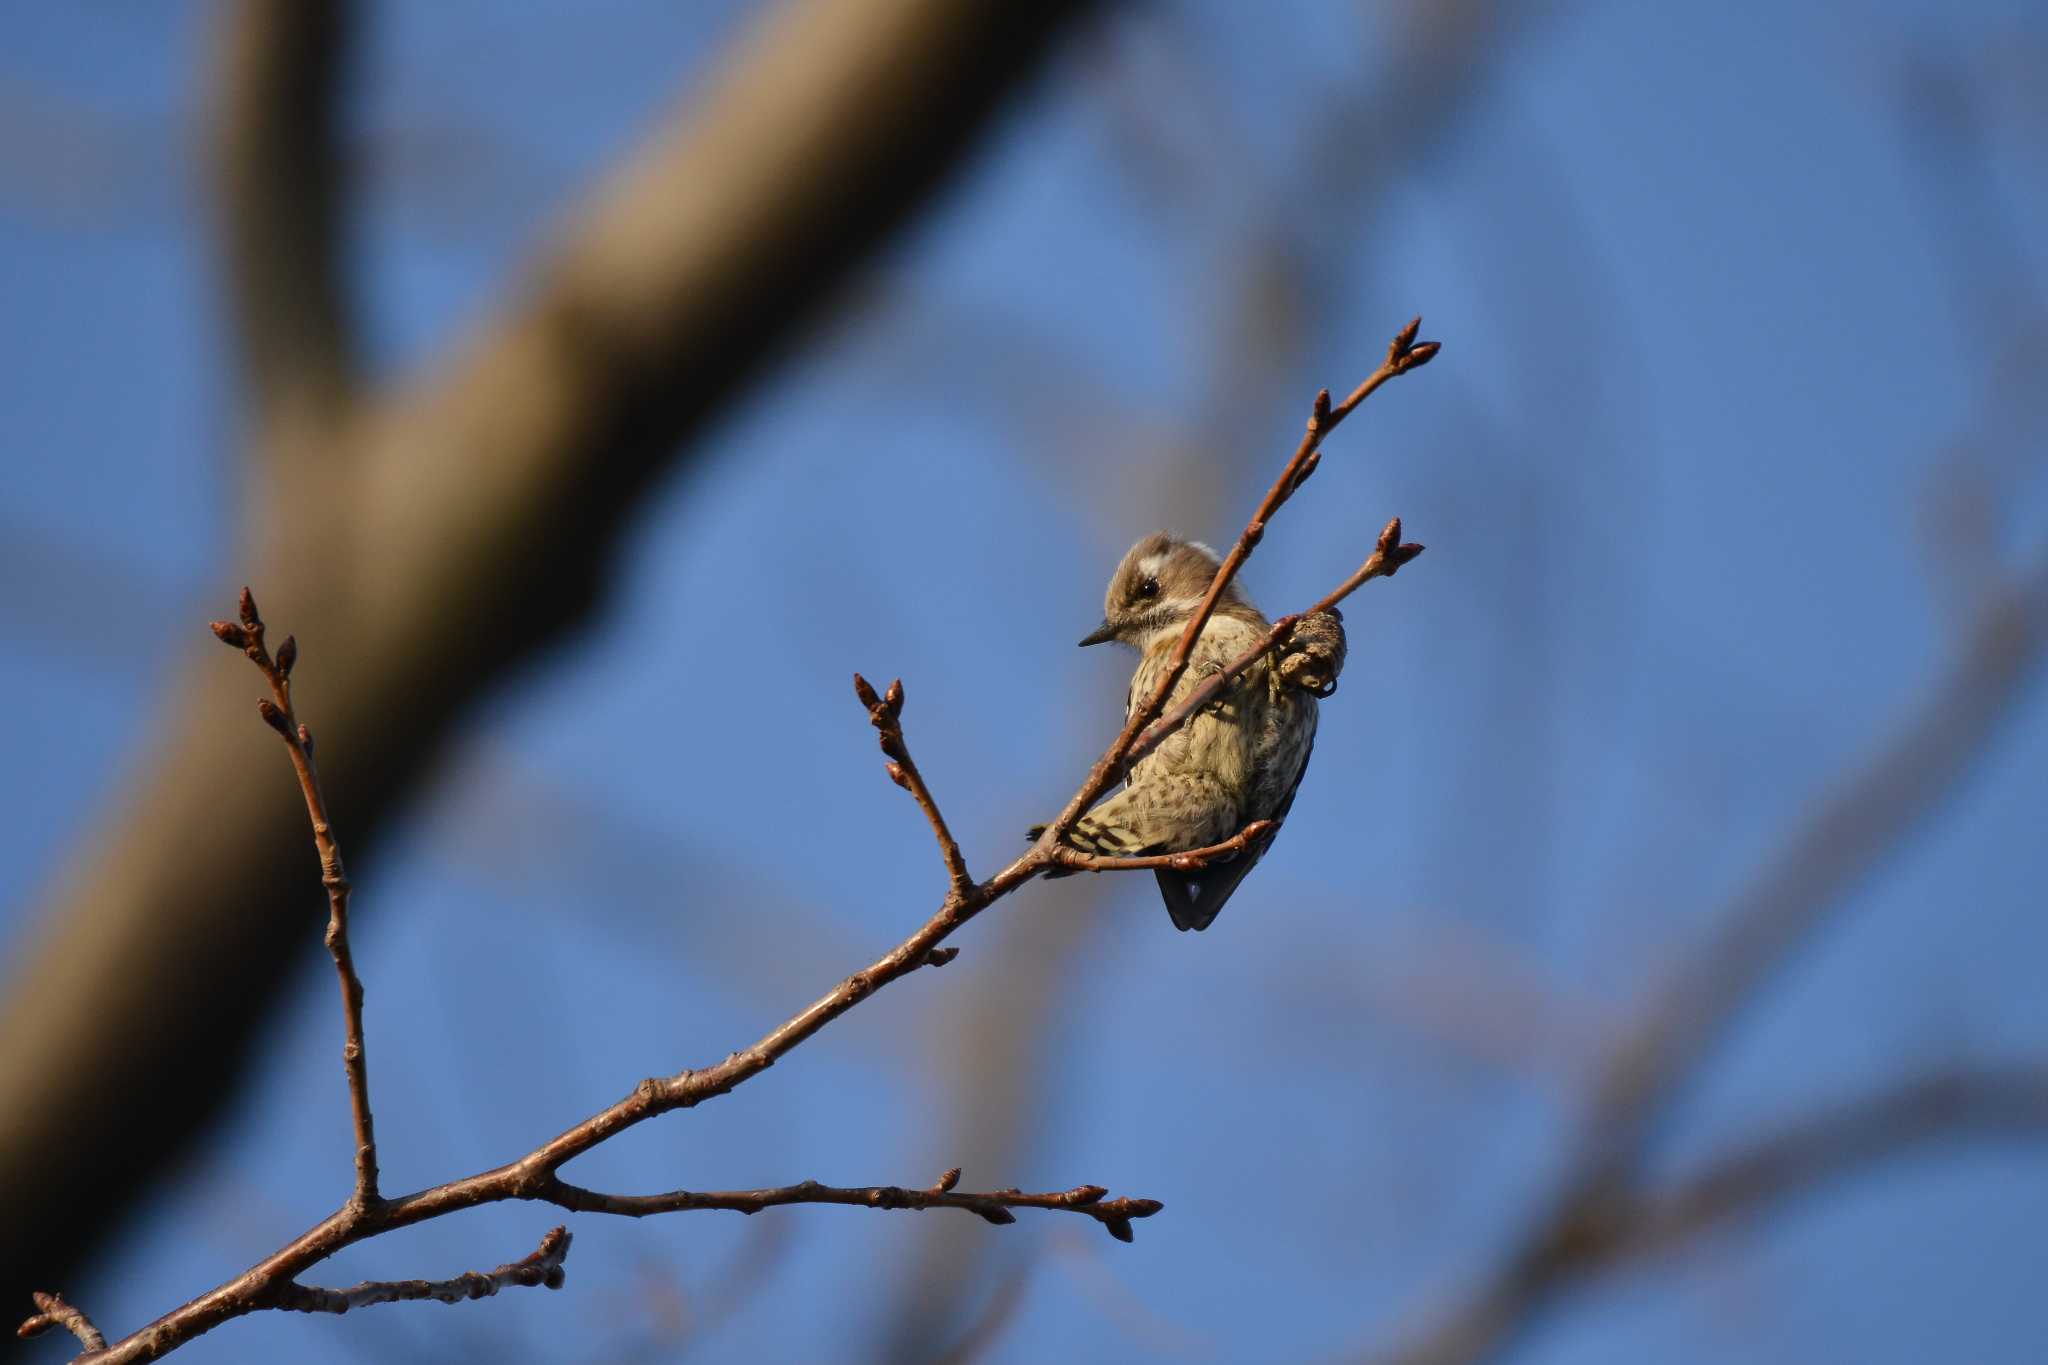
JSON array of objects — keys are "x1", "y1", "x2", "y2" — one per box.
[
  {"x1": 855, "y1": 673, "x2": 974, "y2": 896},
  {"x1": 267, "y1": 1228, "x2": 570, "y2": 1315},
  {"x1": 210, "y1": 593, "x2": 380, "y2": 1206},
  {"x1": 540, "y1": 1174, "x2": 1162, "y2": 1243},
  {"x1": 16, "y1": 1291, "x2": 105, "y2": 1352}
]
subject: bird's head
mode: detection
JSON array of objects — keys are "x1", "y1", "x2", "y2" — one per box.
[{"x1": 1077, "y1": 533, "x2": 1245, "y2": 649}]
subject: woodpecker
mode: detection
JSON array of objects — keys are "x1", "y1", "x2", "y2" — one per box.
[{"x1": 1032, "y1": 533, "x2": 1346, "y2": 931}]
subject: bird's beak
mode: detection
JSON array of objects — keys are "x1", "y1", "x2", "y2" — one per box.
[{"x1": 1077, "y1": 619, "x2": 1117, "y2": 648}]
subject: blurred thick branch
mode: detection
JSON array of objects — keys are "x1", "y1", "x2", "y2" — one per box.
[{"x1": 0, "y1": 0, "x2": 1105, "y2": 1313}]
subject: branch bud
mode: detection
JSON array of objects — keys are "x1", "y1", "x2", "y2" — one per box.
[
  {"x1": 256, "y1": 698, "x2": 292, "y2": 737},
  {"x1": 275, "y1": 634, "x2": 297, "y2": 678},
  {"x1": 209, "y1": 621, "x2": 248, "y2": 648},
  {"x1": 238, "y1": 587, "x2": 260, "y2": 629},
  {"x1": 852, "y1": 673, "x2": 882, "y2": 711},
  {"x1": 935, "y1": 1166, "x2": 961, "y2": 1192},
  {"x1": 1401, "y1": 340, "x2": 1441, "y2": 370}
]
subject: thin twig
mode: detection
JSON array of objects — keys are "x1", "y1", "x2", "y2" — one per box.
[
  {"x1": 855, "y1": 673, "x2": 974, "y2": 896},
  {"x1": 268, "y1": 1228, "x2": 570, "y2": 1315},
  {"x1": 1036, "y1": 318, "x2": 1437, "y2": 851},
  {"x1": 16, "y1": 1292, "x2": 105, "y2": 1352},
  {"x1": 540, "y1": 1173, "x2": 1163, "y2": 1243},
  {"x1": 211, "y1": 590, "x2": 379, "y2": 1206},
  {"x1": 1050, "y1": 820, "x2": 1276, "y2": 872}
]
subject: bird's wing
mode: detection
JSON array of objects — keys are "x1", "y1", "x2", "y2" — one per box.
[{"x1": 1153, "y1": 758, "x2": 1306, "y2": 932}]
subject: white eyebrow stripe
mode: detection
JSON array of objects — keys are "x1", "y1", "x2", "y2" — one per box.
[{"x1": 1137, "y1": 554, "x2": 1166, "y2": 578}]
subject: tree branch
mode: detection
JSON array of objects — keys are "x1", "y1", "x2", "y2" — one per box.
[
  {"x1": 209, "y1": 591, "x2": 379, "y2": 1205},
  {"x1": 15, "y1": 1292, "x2": 105, "y2": 1353},
  {"x1": 266, "y1": 1228, "x2": 570, "y2": 1316},
  {"x1": 855, "y1": 674, "x2": 973, "y2": 896},
  {"x1": 540, "y1": 1172, "x2": 1162, "y2": 1243}
]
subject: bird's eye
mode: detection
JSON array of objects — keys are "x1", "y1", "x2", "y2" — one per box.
[{"x1": 1137, "y1": 577, "x2": 1159, "y2": 599}]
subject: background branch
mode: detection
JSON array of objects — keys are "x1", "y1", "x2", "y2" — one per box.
[
  {"x1": 1371, "y1": 552, "x2": 2048, "y2": 1365},
  {"x1": 268, "y1": 1227, "x2": 571, "y2": 1316},
  {"x1": 1614, "y1": 1065, "x2": 2048, "y2": 1262}
]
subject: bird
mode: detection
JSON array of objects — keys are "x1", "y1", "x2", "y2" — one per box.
[{"x1": 1030, "y1": 532, "x2": 1346, "y2": 931}]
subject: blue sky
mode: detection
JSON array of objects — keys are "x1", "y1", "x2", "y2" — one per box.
[{"x1": 4, "y1": 2, "x2": 2046, "y2": 1361}]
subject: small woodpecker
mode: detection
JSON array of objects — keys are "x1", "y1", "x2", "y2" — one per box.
[{"x1": 1032, "y1": 533, "x2": 1346, "y2": 931}]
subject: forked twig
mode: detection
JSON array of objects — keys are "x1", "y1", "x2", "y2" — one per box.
[{"x1": 16, "y1": 1293, "x2": 105, "y2": 1353}]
